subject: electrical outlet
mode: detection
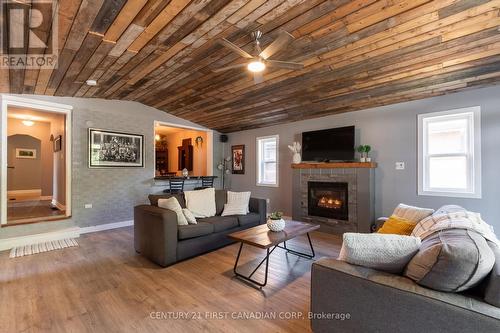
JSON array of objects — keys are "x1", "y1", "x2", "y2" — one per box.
[
  {"x1": 266, "y1": 198, "x2": 270, "y2": 204},
  {"x1": 395, "y1": 162, "x2": 405, "y2": 170},
  {"x1": 84, "y1": 203, "x2": 93, "y2": 209}
]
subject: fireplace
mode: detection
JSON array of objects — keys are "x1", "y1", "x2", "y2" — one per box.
[{"x1": 308, "y1": 181, "x2": 348, "y2": 221}]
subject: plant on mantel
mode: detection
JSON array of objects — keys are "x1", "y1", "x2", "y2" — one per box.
[{"x1": 357, "y1": 145, "x2": 372, "y2": 162}]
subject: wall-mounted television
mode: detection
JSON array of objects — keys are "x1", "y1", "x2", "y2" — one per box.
[{"x1": 302, "y1": 126, "x2": 355, "y2": 162}]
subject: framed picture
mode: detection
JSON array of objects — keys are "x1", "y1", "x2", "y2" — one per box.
[
  {"x1": 53, "y1": 135, "x2": 62, "y2": 152},
  {"x1": 232, "y1": 145, "x2": 245, "y2": 174},
  {"x1": 16, "y1": 148, "x2": 37, "y2": 159},
  {"x1": 88, "y1": 128, "x2": 144, "y2": 168}
]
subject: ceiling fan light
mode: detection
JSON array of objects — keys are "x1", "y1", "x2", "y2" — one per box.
[{"x1": 247, "y1": 61, "x2": 265, "y2": 73}]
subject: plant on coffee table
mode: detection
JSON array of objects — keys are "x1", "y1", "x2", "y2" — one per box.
[{"x1": 267, "y1": 211, "x2": 286, "y2": 232}]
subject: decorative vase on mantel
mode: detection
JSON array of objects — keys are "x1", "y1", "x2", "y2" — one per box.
[
  {"x1": 288, "y1": 141, "x2": 302, "y2": 164},
  {"x1": 267, "y1": 211, "x2": 286, "y2": 232}
]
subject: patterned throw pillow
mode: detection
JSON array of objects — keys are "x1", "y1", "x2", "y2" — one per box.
[
  {"x1": 378, "y1": 215, "x2": 416, "y2": 235},
  {"x1": 338, "y1": 233, "x2": 421, "y2": 274},
  {"x1": 221, "y1": 203, "x2": 248, "y2": 216},
  {"x1": 392, "y1": 204, "x2": 434, "y2": 224},
  {"x1": 227, "y1": 191, "x2": 251, "y2": 213}
]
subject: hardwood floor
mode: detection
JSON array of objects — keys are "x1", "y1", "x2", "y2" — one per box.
[{"x1": 0, "y1": 226, "x2": 341, "y2": 333}]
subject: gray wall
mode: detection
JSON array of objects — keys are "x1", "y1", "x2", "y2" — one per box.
[
  {"x1": 225, "y1": 86, "x2": 500, "y2": 231},
  {"x1": 0, "y1": 96, "x2": 221, "y2": 239}
]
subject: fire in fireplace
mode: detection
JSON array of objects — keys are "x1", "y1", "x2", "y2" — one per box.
[{"x1": 308, "y1": 181, "x2": 348, "y2": 221}]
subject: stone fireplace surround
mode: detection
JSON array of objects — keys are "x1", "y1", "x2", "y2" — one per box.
[{"x1": 292, "y1": 163, "x2": 376, "y2": 234}]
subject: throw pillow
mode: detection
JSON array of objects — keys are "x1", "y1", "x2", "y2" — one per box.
[
  {"x1": 158, "y1": 197, "x2": 188, "y2": 226},
  {"x1": 227, "y1": 191, "x2": 251, "y2": 213},
  {"x1": 182, "y1": 208, "x2": 197, "y2": 225},
  {"x1": 404, "y1": 229, "x2": 495, "y2": 292},
  {"x1": 393, "y1": 203, "x2": 434, "y2": 223},
  {"x1": 377, "y1": 215, "x2": 416, "y2": 235},
  {"x1": 184, "y1": 187, "x2": 216, "y2": 218},
  {"x1": 221, "y1": 203, "x2": 248, "y2": 216},
  {"x1": 338, "y1": 233, "x2": 421, "y2": 274}
]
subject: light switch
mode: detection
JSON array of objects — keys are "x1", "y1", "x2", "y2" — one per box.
[{"x1": 395, "y1": 162, "x2": 405, "y2": 170}]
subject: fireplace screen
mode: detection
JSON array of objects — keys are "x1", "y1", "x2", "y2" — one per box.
[{"x1": 308, "y1": 181, "x2": 348, "y2": 221}]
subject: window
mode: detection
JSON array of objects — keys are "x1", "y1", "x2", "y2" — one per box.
[
  {"x1": 257, "y1": 135, "x2": 279, "y2": 186},
  {"x1": 418, "y1": 107, "x2": 481, "y2": 198}
]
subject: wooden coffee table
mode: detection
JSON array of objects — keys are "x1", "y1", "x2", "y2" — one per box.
[{"x1": 228, "y1": 220, "x2": 320, "y2": 288}]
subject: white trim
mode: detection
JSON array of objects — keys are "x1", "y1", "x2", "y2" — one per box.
[
  {"x1": 0, "y1": 220, "x2": 135, "y2": 252},
  {"x1": 0, "y1": 227, "x2": 80, "y2": 252},
  {"x1": 79, "y1": 220, "x2": 133, "y2": 234},
  {"x1": 417, "y1": 106, "x2": 481, "y2": 198},
  {"x1": 256, "y1": 134, "x2": 280, "y2": 187},
  {"x1": 153, "y1": 120, "x2": 214, "y2": 177},
  {"x1": 0, "y1": 94, "x2": 73, "y2": 224}
]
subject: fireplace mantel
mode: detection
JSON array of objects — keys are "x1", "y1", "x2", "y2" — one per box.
[{"x1": 291, "y1": 162, "x2": 377, "y2": 169}]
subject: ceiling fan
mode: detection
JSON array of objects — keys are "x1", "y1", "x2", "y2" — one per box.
[{"x1": 214, "y1": 30, "x2": 304, "y2": 84}]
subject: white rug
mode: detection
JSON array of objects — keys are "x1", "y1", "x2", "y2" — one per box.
[{"x1": 9, "y1": 238, "x2": 79, "y2": 258}]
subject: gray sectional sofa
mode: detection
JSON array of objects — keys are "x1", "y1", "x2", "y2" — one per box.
[
  {"x1": 310, "y1": 219, "x2": 500, "y2": 332},
  {"x1": 134, "y1": 190, "x2": 266, "y2": 267}
]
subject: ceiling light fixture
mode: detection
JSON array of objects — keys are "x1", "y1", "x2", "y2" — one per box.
[
  {"x1": 247, "y1": 61, "x2": 265, "y2": 73},
  {"x1": 22, "y1": 120, "x2": 35, "y2": 126},
  {"x1": 86, "y1": 79, "x2": 97, "y2": 86}
]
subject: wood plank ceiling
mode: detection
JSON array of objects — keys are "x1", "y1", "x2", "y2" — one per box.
[{"x1": 1, "y1": 0, "x2": 500, "y2": 132}]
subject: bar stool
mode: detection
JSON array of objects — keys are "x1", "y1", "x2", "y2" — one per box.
[{"x1": 163, "y1": 179, "x2": 185, "y2": 193}]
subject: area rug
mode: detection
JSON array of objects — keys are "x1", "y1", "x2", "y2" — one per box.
[{"x1": 9, "y1": 238, "x2": 79, "y2": 258}]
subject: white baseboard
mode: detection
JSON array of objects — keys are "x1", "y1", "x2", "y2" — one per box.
[
  {"x1": 0, "y1": 227, "x2": 80, "y2": 252},
  {"x1": 0, "y1": 220, "x2": 134, "y2": 252},
  {"x1": 79, "y1": 220, "x2": 133, "y2": 234}
]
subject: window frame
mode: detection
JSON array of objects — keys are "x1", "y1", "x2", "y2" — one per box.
[
  {"x1": 256, "y1": 134, "x2": 279, "y2": 187},
  {"x1": 417, "y1": 106, "x2": 481, "y2": 199}
]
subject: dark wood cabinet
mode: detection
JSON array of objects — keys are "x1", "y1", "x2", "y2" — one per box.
[
  {"x1": 177, "y1": 138, "x2": 193, "y2": 171},
  {"x1": 155, "y1": 148, "x2": 168, "y2": 176}
]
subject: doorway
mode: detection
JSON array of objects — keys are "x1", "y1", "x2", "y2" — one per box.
[{"x1": 1, "y1": 96, "x2": 72, "y2": 226}]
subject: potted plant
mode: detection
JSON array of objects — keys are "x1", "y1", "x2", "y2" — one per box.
[
  {"x1": 357, "y1": 145, "x2": 372, "y2": 162},
  {"x1": 357, "y1": 145, "x2": 366, "y2": 162},
  {"x1": 267, "y1": 211, "x2": 286, "y2": 232},
  {"x1": 364, "y1": 145, "x2": 372, "y2": 162}
]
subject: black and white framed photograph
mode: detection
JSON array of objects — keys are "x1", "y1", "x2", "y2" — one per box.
[{"x1": 88, "y1": 128, "x2": 144, "y2": 168}]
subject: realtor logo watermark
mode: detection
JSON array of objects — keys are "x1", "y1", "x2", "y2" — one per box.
[{"x1": 0, "y1": 0, "x2": 58, "y2": 68}]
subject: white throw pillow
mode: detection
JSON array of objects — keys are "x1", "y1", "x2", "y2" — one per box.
[
  {"x1": 184, "y1": 188, "x2": 216, "y2": 218},
  {"x1": 393, "y1": 203, "x2": 434, "y2": 224},
  {"x1": 182, "y1": 208, "x2": 197, "y2": 224},
  {"x1": 227, "y1": 191, "x2": 251, "y2": 213},
  {"x1": 338, "y1": 233, "x2": 421, "y2": 274},
  {"x1": 221, "y1": 203, "x2": 247, "y2": 216},
  {"x1": 158, "y1": 197, "x2": 188, "y2": 226}
]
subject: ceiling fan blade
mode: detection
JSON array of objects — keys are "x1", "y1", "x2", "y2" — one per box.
[
  {"x1": 217, "y1": 38, "x2": 254, "y2": 59},
  {"x1": 212, "y1": 63, "x2": 248, "y2": 73},
  {"x1": 266, "y1": 60, "x2": 304, "y2": 70},
  {"x1": 259, "y1": 30, "x2": 295, "y2": 60},
  {"x1": 253, "y1": 72, "x2": 264, "y2": 84}
]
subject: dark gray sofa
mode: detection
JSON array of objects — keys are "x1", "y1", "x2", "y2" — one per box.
[
  {"x1": 134, "y1": 190, "x2": 266, "y2": 267},
  {"x1": 310, "y1": 218, "x2": 500, "y2": 332}
]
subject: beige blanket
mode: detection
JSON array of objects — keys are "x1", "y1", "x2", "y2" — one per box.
[{"x1": 411, "y1": 210, "x2": 499, "y2": 245}]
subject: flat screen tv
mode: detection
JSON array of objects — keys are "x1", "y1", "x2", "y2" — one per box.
[{"x1": 302, "y1": 126, "x2": 355, "y2": 162}]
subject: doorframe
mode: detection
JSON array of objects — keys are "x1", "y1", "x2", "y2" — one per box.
[
  {"x1": 0, "y1": 95, "x2": 73, "y2": 225},
  {"x1": 153, "y1": 121, "x2": 214, "y2": 177}
]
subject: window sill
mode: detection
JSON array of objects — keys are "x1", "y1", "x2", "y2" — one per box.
[
  {"x1": 418, "y1": 190, "x2": 481, "y2": 199},
  {"x1": 256, "y1": 183, "x2": 279, "y2": 188}
]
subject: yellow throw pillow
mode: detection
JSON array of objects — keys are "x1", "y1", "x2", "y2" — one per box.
[{"x1": 378, "y1": 215, "x2": 416, "y2": 235}]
